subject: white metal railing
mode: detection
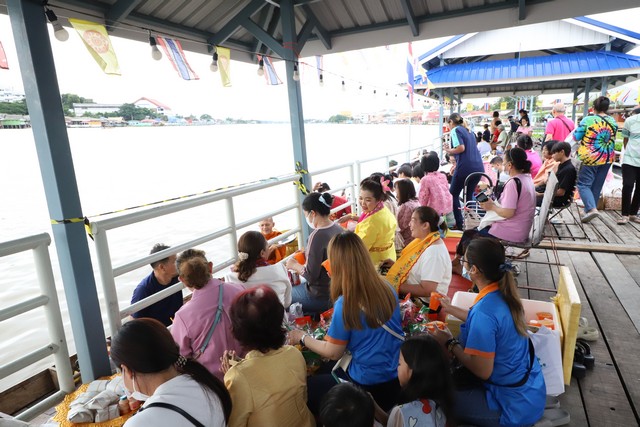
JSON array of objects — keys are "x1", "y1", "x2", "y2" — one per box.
[
  {"x1": 0, "y1": 233, "x2": 75, "y2": 421},
  {"x1": 90, "y1": 139, "x2": 441, "y2": 338}
]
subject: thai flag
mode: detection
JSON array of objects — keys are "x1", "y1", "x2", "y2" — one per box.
[
  {"x1": 483, "y1": 102, "x2": 490, "y2": 111},
  {"x1": 156, "y1": 37, "x2": 199, "y2": 80},
  {"x1": 0, "y1": 41, "x2": 8, "y2": 70},
  {"x1": 259, "y1": 55, "x2": 282, "y2": 85},
  {"x1": 407, "y1": 42, "x2": 415, "y2": 108},
  {"x1": 554, "y1": 98, "x2": 562, "y2": 104},
  {"x1": 621, "y1": 89, "x2": 630, "y2": 104}
]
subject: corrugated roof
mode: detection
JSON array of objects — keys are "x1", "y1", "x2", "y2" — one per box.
[{"x1": 416, "y1": 51, "x2": 640, "y2": 96}]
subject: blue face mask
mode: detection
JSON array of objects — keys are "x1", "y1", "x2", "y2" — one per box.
[{"x1": 462, "y1": 266, "x2": 471, "y2": 281}]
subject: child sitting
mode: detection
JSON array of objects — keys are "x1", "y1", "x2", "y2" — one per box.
[
  {"x1": 374, "y1": 335, "x2": 453, "y2": 427},
  {"x1": 320, "y1": 383, "x2": 376, "y2": 427},
  {"x1": 419, "y1": 154, "x2": 453, "y2": 226}
]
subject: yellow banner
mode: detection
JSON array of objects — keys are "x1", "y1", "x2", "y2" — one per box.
[
  {"x1": 69, "y1": 18, "x2": 120, "y2": 75},
  {"x1": 500, "y1": 102, "x2": 507, "y2": 110},
  {"x1": 217, "y1": 46, "x2": 231, "y2": 87},
  {"x1": 466, "y1": 103, "x2": 473, "y2": 111}
]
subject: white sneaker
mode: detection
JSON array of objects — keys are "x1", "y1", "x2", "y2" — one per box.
[{"x1": 581, "y1": 210, "x2": 600, "y2": 223}]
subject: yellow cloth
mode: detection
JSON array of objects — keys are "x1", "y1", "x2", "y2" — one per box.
[
  {"x1": 68, "y1": 19, "x2": 120, "y2": 75},
  {"x1": 224, "y1": 346, "x2": 315, "y2": 427},
  {"x1": 355, "y1": 207, "x2": 397, "y2": 265},
  {"x1": 386, "y1": 231, "x2": 441, "y2": 292},
  {"x1": 263, "y1": 231, "x2": 287, "y2": 264}
]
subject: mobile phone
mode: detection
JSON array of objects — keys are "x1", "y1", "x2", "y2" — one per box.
[{"x1": 476, "y1": 192, "x2": 489, "y2": 203}]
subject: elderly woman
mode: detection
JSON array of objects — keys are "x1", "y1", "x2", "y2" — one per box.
[
  {"x1": 286, "y1": 192, "x2": 343, "y2": 315},
  {"x1": 224, "y1": 231, "x2": 291, "y2": 307},
  {"x1": 394, "y1": 178, "x2": 421, "y2": 246},
  {"x1": 338, "y1": 178, "x2": 398, "y2": 265},
  {"x1": 479, "y1": 148, "x2": 536, "y2": 244},
  {"x1": 430, "y1": 238, "x2": 545, "y2": 427},
  {"x1": 289, "y1": 232, "x2": 403, "y2": 412},
  {"x1": 382, "y1": 206, "x2": 451, "y2": 298},
  {"x1": 171, "y1": 249, "x2": 245, "y2": 381},
  {"x1": 111, "y1": 318, "x2": 232, "y2": 427},
  {"x1": 444, "y1": 112, "x2": 485, "y2": 230},
  {"x1": 222, "y1": 286, "x2": 315, "y2": 427}
]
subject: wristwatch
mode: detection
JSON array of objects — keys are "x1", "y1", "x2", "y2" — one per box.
[
  {"x1": 299, "y1": 333, "x2": 310, "y2": 347},
  {"x1": 445, "y1": 338, "x2": 460, "y2": 354}
]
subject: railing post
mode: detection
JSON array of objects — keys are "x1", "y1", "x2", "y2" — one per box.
[
  {"x1": 92, "y1": 225, "x2": 121, "y2": 337},
  {"x1": 226, "y1": 198, "x2": 239, "y2": 256},
  {"x1": 32, "y1": 243, "x2": 75, "y2": 394}
]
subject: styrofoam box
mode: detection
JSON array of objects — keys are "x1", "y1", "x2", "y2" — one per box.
[{"x1": 446, "y1": 291, "x2": 563, "y2": 344}]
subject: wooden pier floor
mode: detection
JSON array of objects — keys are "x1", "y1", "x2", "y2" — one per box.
[{"x1": 517, "y1": 204, "x2": 640, "y2": 427}]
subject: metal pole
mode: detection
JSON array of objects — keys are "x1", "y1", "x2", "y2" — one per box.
[
  {"x1": 600, "y1": 77, "x2": 608, "y2": 96},
  {"x1": 281, "y1": 0, "x2": 310, "y2": 245},
  {"x1": 572, "y1": 81, "x2": 578, "y2": 123},
  {"x1": 33, "y1": 244, "x2": 75, "y2": 394},
  {"x1": 583, "y1": 78, "x2": 591, "y2": 119},
  {"x1": 438, "y1": 90, "x2": 445, "y2": 160},
  {"x1": 92, "y1": 227, "x2": 121, "y2": 337},
  {"x1": 7, "y1": 0, "x2": 111, "y2": 381},
  {"x1": 226, "y1": 198, "x2": 239, "y2": 256}
]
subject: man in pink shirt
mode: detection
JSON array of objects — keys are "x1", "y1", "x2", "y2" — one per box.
[
  {"x1": 171, "y1": 249, "x2": 245, "y2": 381},
  {"x1": 545, "y1": 103, "x2": 575, "y2": 142}
]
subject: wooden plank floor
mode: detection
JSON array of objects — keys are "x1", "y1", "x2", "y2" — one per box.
[{"x1": 517, "y1": 204, "x2": 640, "y2": 427}]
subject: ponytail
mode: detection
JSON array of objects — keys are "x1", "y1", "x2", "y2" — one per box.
[
  {"x1": 497, "y1": 271, "x2": 527, "y2": 336},
  {"x1": 179, "y1": 360, "x2": 232, "y2": 423},
  {"x1": 234, "y1": 231, "x2": 267, "y2": 282}
]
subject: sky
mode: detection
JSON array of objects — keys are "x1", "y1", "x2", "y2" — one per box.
[{"x1": 1, "y1": 7, "x2": 639, "y2": 120}]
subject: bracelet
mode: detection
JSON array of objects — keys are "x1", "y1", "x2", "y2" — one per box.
[
  {"x1": 446, "y1": 338, "x2": 460, "y2": 354},
  {"x1": 299, "y1": 333, "x2": 310, "y2": 347}
]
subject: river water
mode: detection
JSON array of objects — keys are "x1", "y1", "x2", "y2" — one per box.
[{"x1": 0, "y1": 123, "x2": 438, "y2": 390}]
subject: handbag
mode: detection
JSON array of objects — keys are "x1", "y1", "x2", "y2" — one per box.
[
  {"x1": 602, "y1": 188, "x2": 622, "y2": 211},
  {"x1": 331, "y1": 323, "x2": 404, "y2": 383}
]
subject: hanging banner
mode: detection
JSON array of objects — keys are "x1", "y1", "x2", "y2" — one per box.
[
  {"x1": 68, "y1": 18, "x2": 120, "y2": 75},
  {"x1": 500, "y1": 101, "x2": 508, "y2": 110},
  {"x1": 0, "y1": 41, "x2": 8, "y2": 70},
  {"x1": 259, "y1": 55, "x2": 282, "y2": 85},
  {"x1": 406, "y1": 43, "x2": 414, "y2": 108},
  {"x1": 466, "y1": 103, "x2": 473, "y2": 111},
  {"x1": 217, "y1": 46, "x2": 231, "y2": 87},
  {"x1": 156, "y1": 37, "x2": 199, "y2": 80}
]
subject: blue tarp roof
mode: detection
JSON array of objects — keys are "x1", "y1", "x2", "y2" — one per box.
[{"x1": 421, "y1": 51, "x2": 640, "y2": 87}]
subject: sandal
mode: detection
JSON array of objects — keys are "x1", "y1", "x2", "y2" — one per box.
[
  {"x1": 537, "y1": 408, "x2": 571, "y2": 426},
  {"x1": 577, "y1": 317, "x2": 600, "y2": 341},
  {"x1": 618, "y1": 216, "x2": 629, "y2": 224},
  {"x1": 545, "y1": 395, "x2": 560, "y2": 409}
]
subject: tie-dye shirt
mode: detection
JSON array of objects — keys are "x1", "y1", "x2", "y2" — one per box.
[{"x1": 574, "y1": 114, "x2": 618, "y2": 166}]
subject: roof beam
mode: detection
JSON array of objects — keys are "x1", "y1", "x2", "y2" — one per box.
[
  {"x1": 208, "y1": 0, "x2": 267, "y2": 46},
  {"x1": 106, "y1": 0, "x2": 143, "y2": 31},
  {"x1": 243, "y1": 18, "x2": 287, "y2": 58},
  {"x1": 297, "y1": 19, "x2": 315, "y2": 51},
  {"x1": 399, "y1": 0, "x2": 419, "y2": 37},
  {"x1": 251, "y1": 5, "x2": 274, "y2": 60},
  {"x1": 518, "y1": 0, "x2": 526, "y2": 21},
  {"x1": 260, "y1": 6, "x2": 281, "y2": 56},
  {"x1": 302, "y1": 5, "x2": 331, "y2": 50}
]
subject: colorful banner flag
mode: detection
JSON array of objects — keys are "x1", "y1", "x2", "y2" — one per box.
[
  {"x1": 315, "y1": 55, "x2": 323, "y2": 82},
  {"x1": 620, "y1": 89, "x2": 630, "y2": 104},
  {"x1": 217, "y1": 46, "x2": 231, "y2": 87},
  {"x1": 157, "y1": 37, "x2": 199, "y2": 80},
  {"x1": 554, "y1": 98, "x2": 562, "y2": 104},
  {"x1": 258, "y1": 55, "x2": 282, "y2": 85},
  {"x1": 0, "y1": 41, "x2": 8, "y2": 70},
  {"x1": 500, "y1": 101, "x2": 508, "y2": 110},
  {"x1": 466, "y1": 103, "x2": 473, "y2": 111},
  {"x1": 68, "y1": 18, "x2": 120, "y2": 75},
  {"x1": 483, "y1": 102, "x2": 490, "y2": 111},
  {"x1": 406, "y1": 42, "x2": 415, "y2": 108}
]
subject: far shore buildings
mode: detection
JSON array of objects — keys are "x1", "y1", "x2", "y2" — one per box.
[{"x1": 72, "y1": 97, "x2": 172, "y2": 117}]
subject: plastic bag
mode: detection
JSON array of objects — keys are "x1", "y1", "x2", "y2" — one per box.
[{"x1": 528, "y1": 326, "x2": 564, "y2": 396}]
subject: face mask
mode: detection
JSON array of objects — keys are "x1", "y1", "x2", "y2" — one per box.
[
  {"x1": 492, "y1": 167, "x2": 500, "y2": 174},
  {"x1": 126, "y1": 375, "x2": 150, "y2": 401},
  {"x1": 305, "y1": 213, "x2": 315, "y2": 230},
  {"x1": 462, "y1": 266, "x2": 471, "y2": 281}
]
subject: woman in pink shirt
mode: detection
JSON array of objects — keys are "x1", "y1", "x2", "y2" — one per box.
[
  {"x1": 516, "y1": 134, "x2": 542, "y2": 178},
  {"x1": 418, "y1": 154, "x2": 453, "y2": 218},
  {"x1": 171, "y1": 249, "x2": 245, "y2": 381},
  {"x1": 394, "y1": 178, "x2": 421, "y2": 246}
]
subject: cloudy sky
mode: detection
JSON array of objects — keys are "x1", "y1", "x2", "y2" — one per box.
[{"x1": 1, "y1": 7, "x2": 639, "y2": 120}]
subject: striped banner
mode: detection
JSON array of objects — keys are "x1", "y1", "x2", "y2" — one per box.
[
  {"x1": 406, "y1": 42, "x2": 415, "y2": 108},
  {"x1": 0, "y1": 41, "x2": 8, "y2": 70},
  {"x1": 156, "y1": 37, "x2": 199, "y2": 80},
  {"x1": 259, "y1": 55, "x2": 282, "y2": 85},
  {"x1": 483, "y1": 102, "x2": 490, "y2": 111}
]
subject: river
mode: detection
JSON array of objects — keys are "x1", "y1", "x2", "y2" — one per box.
[{"x1": 0, "y1": 123, "x2": 439, "y2": 390}]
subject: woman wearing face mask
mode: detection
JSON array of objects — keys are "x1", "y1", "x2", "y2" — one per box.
[
  {"x1": 110, "y1": 318, "x2": 232, "y2": 427},
  {"x1": 225, "y1": 231, "x2": 292, "y2": 308},
  {"x1": 286, "y1": 192, "x2": 343, "y2": 315}
]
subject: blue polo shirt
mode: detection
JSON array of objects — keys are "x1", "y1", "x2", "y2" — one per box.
[
  {"x1": 131, "y1": 272, "x2": 182, "y2": 326},
  {"x1": 459, "y1": 284, "x2": 546, "y2": 427},
  {"x1": 326, "y1": 291, "x2": 402, "y2": 386}
]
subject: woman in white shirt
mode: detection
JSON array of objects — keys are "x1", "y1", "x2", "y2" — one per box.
[
  {"x1": 110, "y1": 318, "x2": 232, "y2": 427},
  {"x1": 225, "y1": 231, "x2": 292, "y2": 307}
]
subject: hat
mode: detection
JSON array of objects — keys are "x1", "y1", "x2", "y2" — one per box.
[{"x1": 389, "y1": 160, "x2": 398, "y2": 167}]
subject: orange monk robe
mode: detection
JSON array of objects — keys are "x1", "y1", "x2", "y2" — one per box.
[{"x1": 263, "y1": 231, "x2": 287, "y2": 265}]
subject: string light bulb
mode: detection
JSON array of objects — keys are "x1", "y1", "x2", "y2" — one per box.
[
  {"x1": 319, "y1": 74, "x2": 324, "y2": 86},
  {"x1": 149, "y1": 35, "x2": 162, "y2": 60},
  {"x1": 341, "y1": 80, "x2": 346, "y2": 91},
  {"x1": 293, "y1": 63, "x2": 300, "y2": 81},
  {"x1": 210, "y1": 51, "x2": 219, "y2": 72},
  {"x1": 257, "y1": 58, "x2": 264, "y2": 76},
  {"x1": 44, "y1": 8, "x2": 69, "y2": 42}
]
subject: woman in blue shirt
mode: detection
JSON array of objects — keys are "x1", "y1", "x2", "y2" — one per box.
[
  {"x1": 444, "y1": 113, "x2": 485, "y2": 229},
  {"x1": 289, "y1": 231, "x2": 404, "y2": 412},
  {"x1": 430, "y1": 237, "x2": 545, "y2": 427}
]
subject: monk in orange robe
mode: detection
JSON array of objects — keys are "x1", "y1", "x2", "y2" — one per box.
[{"x1": 259, "y1": 217, "x2": 287, "y2": 264}]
